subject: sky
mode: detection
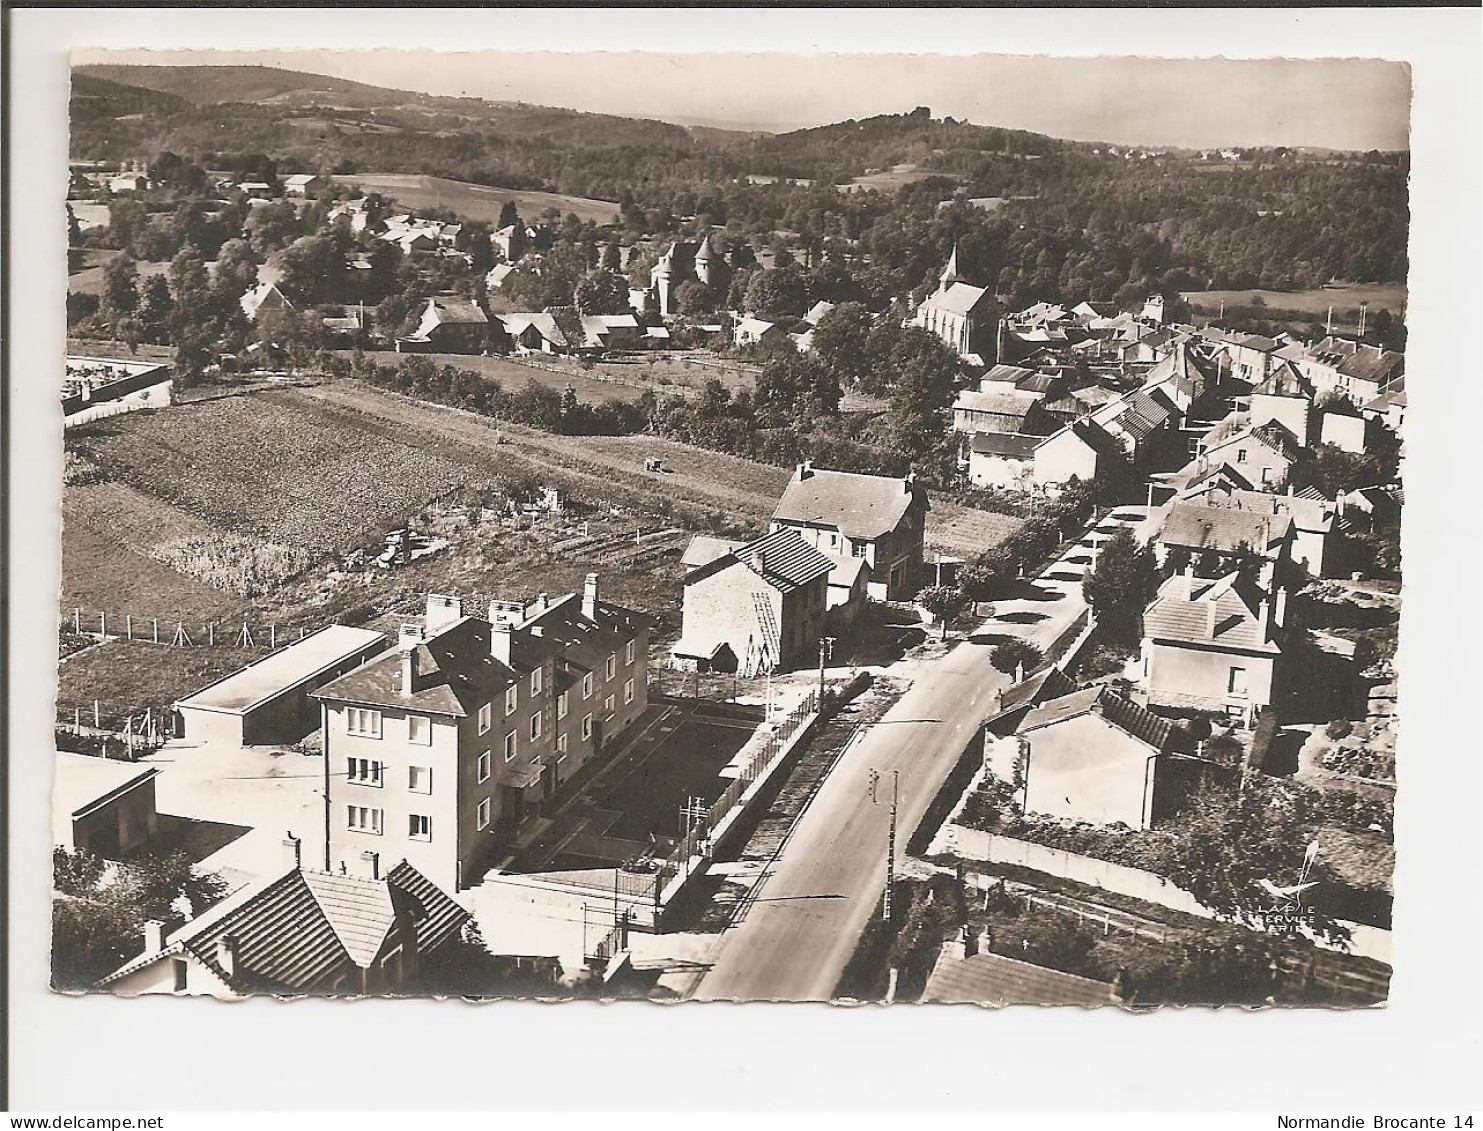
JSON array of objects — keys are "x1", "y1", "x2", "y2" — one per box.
[{"x1": 74, "y1": 47, "x2": 1411, "y2": 150}]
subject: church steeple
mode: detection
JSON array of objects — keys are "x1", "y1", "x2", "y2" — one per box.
[{"x1": 939, "y1": 242, "x2": 962, "y2": 292}]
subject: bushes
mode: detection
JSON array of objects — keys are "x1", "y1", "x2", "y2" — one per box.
[
  {"x1": 1324, "y1": 719, "x2": 1354, "y2": 740},
  {"x1": 150, "y1": 534, "x2": 315, "y2": 597},
  {"x1": 990, "y1": 639, "x2": 1043, "y2": 675}
]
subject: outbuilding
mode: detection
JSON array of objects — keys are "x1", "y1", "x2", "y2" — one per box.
[
  {"x1": 175, "y1": 625, "x2": 385, "y2": 748},
  {"x1": 53, "y1": 752, "x2": 160, "y2": 858}
]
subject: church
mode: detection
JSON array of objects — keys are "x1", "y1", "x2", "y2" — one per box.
[{"x1": 912, "y1": 245, "x2": 1002, "y2": 365}]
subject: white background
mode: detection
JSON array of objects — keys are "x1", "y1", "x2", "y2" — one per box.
[{"x1": 7, "y1": 6, "x2": 1481, "y2": 1114}]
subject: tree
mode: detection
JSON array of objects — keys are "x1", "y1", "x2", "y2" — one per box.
[
  {"x1": 990, "y1": 639, "x2": 1043, "y2": 676},
  {"x1": 917, "y1": 584, "x2": 969, "y2": 640},
  {"x1": 100, "y1": 252, "x2": 139, "y2": 326},
  {"x1": 276, "y1": 235, "x2": 343, "y2": 306},
  {"x1": 743, "y1": 268, "x2": 808, "y2": 319},
  {"x1": 887, "y1": 325, "x2": 962, "y2": 470},
  {"x1": 809, "y1": 301, "x2": 874, "y2": 388},
  {"x1": 573, "y1": 268, "x2": 631, "y2": 316},
  {"x1": 137, "y1": 274, "x2": 176, "y2": 344},
  {"x1": 673, "y1": 278, "x2": 717, "y2": 317},
  {"x1": 498, "y1": 200, "x2": 521, "y2": 230},
  {"x1": 212, "y1": 237, "x2": 259, "y2": 299},
  {"x1": 1082, "y1": 526, "x2": 1159, "y2": 647}
]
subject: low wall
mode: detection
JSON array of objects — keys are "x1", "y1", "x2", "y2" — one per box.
[{"x1": 933, "y1": 823, "x2": 1391, "y2": 965}]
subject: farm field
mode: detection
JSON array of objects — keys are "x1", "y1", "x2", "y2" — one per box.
[
  {"x1": 488, "y1": 349, "x2": 761, "y2": 401},
  {"x1": 357, "y1": 349, "x2": 646, "y2": 406},
  {"x1": 68, "y1": 249, "x2": 170, "y2": 296},
  {"x1": 836, "y1": 164, "x2": 956, "y2": 193},
  {"x1": 1183, "y1": 283, "x2": 1406, "y2": 318},
  {"x1": 924, "y1": 497, "x2": 1024, "y2": 561},
  {"x1": 70, "y1": 394, "x2": 479, "y2": 554},
  {"x1": 56, "y1": 637, "x2": 261, "y2": 729},
  {"x1": 331, "y1": 173, "x2": 620, "y2": 226}
]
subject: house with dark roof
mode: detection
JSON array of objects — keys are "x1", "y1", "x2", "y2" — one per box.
[
  {"x1": 1195, "y1": 418, "x2": 1300, "y2": 490},
  {"x1": 1248, "y1": 359, "x2": 1315, "y2": 443},
  {"x1": 408, "y1": 295, "x2": 488, "y2": 354},
  {"x1": 1181, "y1": 484, "x2": 1340, "y2": 578},
  {"x1": 771, "y1": 461, "x2": 929, "y2": 600},
  {"x1": 1140, "y1": 569, "x2": 1289, "y2": 717},
  {"x1": 1155, "y1": 499, "x2": 1294, "y2": 587},
  {"x1": 1336, "y1": 346, "x2": 1404, "y2": 404},
  {"x1": 98, "y1": 838, "x2": 468, "y2": 998},
  {"x1": 924, "y1": 938, "x2": 1119, "y2": 1006},
  {"x1": 313, "y1": 577, "x2": 650, "y2": 892},
  {"x1": 966, "y1": 431, "x2": 1040, "y2": 489},
  {"x1": 1009, "y1": 685, "x2": 1196, "y2": 829},
  {"x1": 675, "y1": 527, "x2": 834, "y2": 675},
  {"x1": 952, "y1": 387, "x2": 1047, "y2": 436}
]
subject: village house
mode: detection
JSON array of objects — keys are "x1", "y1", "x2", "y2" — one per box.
[
  {"x1": 965, "y1": 432, "x2": 1040, "y2": 490},
  {"x1": 981, "y1": 666, "x2": 1080, "y2": 780},
  {"x1": 1140, "y1": 569, "x2": 1289, "y2": 718},
  {"x1": 1006, "y1": 685, "x2": 1198, "y2": 830},
  {"x1": 1247, "y1": 359, "x2": 1315, "y2": 443},
  {"x1": 493, "y1": 223, "x2": 529, "y2": 263},
  {"x1": 1194, "y1": 418, "x2": 1301, "y2": 490},
  {"x1": 239, "y1": 281, "x2": 294, "y2": 323},
  {"x1": 1155, "y1": 499, "x2": 1295, "y2": 587},
  {"x1": 1319, "y1": 396, "x2": 1371, "y2": 453},
  {"x1": 1181, "y1": 483, "x2": 1340, "y2": 579},
  {"x1": 53, "y1": 753, "x2": 159, "y2": 858},
  {"x1": 771, "y1": 462, "x2": 929, "y2": 601},
  {"x1": 1362, "y1": 380, "x2": 1406, "y2": 439},
  {"x1": 913, "y1": 247, "x2": 1001, "y2": 364},
  {"x1": 283, "y1": 173, "x2": 327, "y2": 197},
  {"x1": 951, "y1": 387, "x2": 1047, "y2": 437},
  {"x1": 1203, "y1": 328, "x2": 1282, "y2": 383},
  {"x1": 1334, "y1": 345, "x2": 1405, "y2": 404},
  {"x1": 97, "y1": 837, "x2": 468, "y2": 998},
  {"x1": 1089, "y1": 385, "x2": 1181, "y2": 464},
  {"x1": 405, "y1": 295, "x2": 488, "y2": 354},
  {"x1": 734, "y1": 315, "x2": 783, "y2": 349},
  {"x1": 674, "y1": 527, "x2": 834, "y2": 675},
  {"x1": 313, "y1": 577, "x2": 649, "y2": 893}
]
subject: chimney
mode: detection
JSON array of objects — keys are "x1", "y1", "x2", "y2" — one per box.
[
  {"x1": 360, "y1": 850, "x2": 380, "y2": 881},
  {"x1": 144, "y1": 919, "x2": 166, "y2": 954},
  {"x1": 1257, "y1": 598, "x2": 1269, "y2": 630},
  {"x1": 905, "y1": 470, "x2": 917, "y2": 494},
  {"x1": 797, "y1": 460, "x2": 814, "y2": 480},
  {"x1": 424, "y1": 593, "x2": 463, "y2": 634},
  {"x1": 283, "y1": 832, "x2": 302, "y2": 871},
  {"x1": 1183, "y1": 562, "x2": 1195, "y2": 599},
  {"x1": 491, "y1": 619, "x2": 513, "y2": 665},
  {"x1": 1014, "y1": 662, "x2": 1025, "y2": 684},
  {"x1": 754, "y1": 549, "x2": 767, "y2": 575},
  {"x1": 537, "y1": 592, "x2": 549, "y2": 612},
  {"x1": 1274, "y1": 587, "x2": 1288, "y2": 629},
  {"x1": 399, "y1": 632, "x2": 420, "y2": 697},
  {"x1": 582, "y1": 573, "x2": 599, "y2": 619},
  {"x1": 1206, "y1": 598, "x2": 1219, "y2": 638},
  {"x1": 215, "y1": 935, "x2": 238, "y2": 978}
]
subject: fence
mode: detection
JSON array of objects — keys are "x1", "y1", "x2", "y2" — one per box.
[
  {"x1": 1038, "y1": 608, "x2": 1094, "y2": 672},
  {"x1": 63, "y1": 609, "x2": 314, "y2": 652},
  {"x1": 656, "y1": 689, "x2": 820, "y2": 884}
]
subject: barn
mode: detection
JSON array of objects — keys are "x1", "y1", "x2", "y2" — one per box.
[{"x1": 175, "y1": 625, "x2": 386, "y2": 748}]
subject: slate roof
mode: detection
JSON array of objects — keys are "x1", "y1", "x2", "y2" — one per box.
[
  {"x1": 923, "y1": 281, "x2": 994, "y2": 317},
  {"x1": 1338, "y1": 348, "x2": 1404, "y2": 388},
  {"x1": 774, "y1": 467, "x2": 924, "y2": 541},
  {"x1": 923, "y1": 951, "x2": 1116, "y2": 1007},
  {"x1": 424, "y1": 295, "x2": 488, "y2": 326},
  {"x1": 954, "y1": 388, "x2": 1041, "y2": 431},
  {"x1": 970, "y1": 432, "x2": 1040, "y2": 459},
  {"x1": 97, "y1": 861, "x2": 468, "y2": 995},
  {"x1": 1159, "y1": 500, "x2": 1293, "y2": 554},
  {"x1": 981, "y1": 364, "x2": 1037, "y2": 385},
  {"x1": 1198, "y1": 486, "x2": 1335, "y2": 534},
  {"x1": 1019, "y1": 685, "x2": 1186, "y2": 752},
  {"x1": 1143, "y1": 571, "x2": 1280, "y2": 653},
  {"x1": 1252, "y1": 360, "x2": 1311, "y2": 399},
  {"x1": 986, "y1": 666, "x2": 1078, "y2": 728}
]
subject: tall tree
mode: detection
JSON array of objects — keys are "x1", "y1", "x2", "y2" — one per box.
[
  {"x1": 573, "y1": 268, "x2": 631, "y2": 316},
  {"x1": 100, "y1": 252, "x2": 139, "y2": 326},
  {"x1": 1082, "y1": 526, "x2": 1160, "y2": 646}
]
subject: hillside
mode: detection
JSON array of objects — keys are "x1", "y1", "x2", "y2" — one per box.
[
  {"x1": 70, "y1": 72, "x2": 191, "y2": 121},
  {"x1": 74, "y1": 63, "x2": 466, "y2": 111}
]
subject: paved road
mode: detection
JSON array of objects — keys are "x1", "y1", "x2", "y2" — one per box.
[{"x1": 691, "y1": 508, "x2": 1153, "y2": 1002}]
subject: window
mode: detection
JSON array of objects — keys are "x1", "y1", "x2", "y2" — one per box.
[
  {"x1": 477, "y1": 797, "x2": 491, "y2": 830},
  {"x1": 408, "y1": 715, "x2": 431, "y2": 745},
  {"x1": 477, "y1": 702, "x2": 492, "y2": 736},
  {"x1": 1228, "y1": 667, "x2": 1248, "y2": 697},
  {"x1": 582, "y1": 672, "x2": 594, "y2": 699},
  {"x1": 603, "y1": 695, "x2": 614, "y2": 715},
  {"x1": 1236, "y1": 448, "x2": 1248, "y2": 463},
  {"x1": 505, "y1": 685, "x2": 518, "y2": 715},
  {"x1": 476, "y1": 751, "x2": 491, "y2": 784},
  {"x1": 530, "y1": 667, "x2": 543, "y2": 696},
  {"x1": 606, "y1": 654, "x2": 617, "y2": 680},
  {"x1": 530, "y1": 712, "x2": 542, "y2": 740},
  {"x1": 409, "y1": 765, "x2": 432, "y2": 794},
  {"x1": 1260, "y1": 466, "x2": 1272, "y2": 485},
  {"x1": 408, "y1": 814, "x2": 431, "y2": 841},
  {"x1": 172, "y1": 958, "x2": 188, "y2": 992},
  {"x1": 624, "y1": 678, "x2": 635, "y2": 705},
  {"x1": 504, "y1": 731, "x2": 517, "y2": 762},
  {"x1": 346, "y1": 708, "x2": 382, "y2": 738},
  {"x1": 347, "y1": 805, "x2": 382, "y2": 835},
  {"x1": 851, "y1": 540, "x2": 868, "y2": 559},
  {"x1": 556, "y1": 733, "x2": 568, "y2": 757},
  {"x1": 557, "y1": 691, "x2": 569, "y2": 720},
  {"x1": 581, "y1": 714, "x2": 593, "y2": 741},
  {"x1": 347, "y1": 757, "x2": 383, "y2": 786},
  {"x1": 626, "y1": 640, "x2": 635, "y2": 665}
]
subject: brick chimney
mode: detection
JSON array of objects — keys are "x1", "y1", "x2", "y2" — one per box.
[
  {"x1": 754, "y1": 550, "x2": 767, "y2": 576},
  {"x1": 215, "y1": 935, "x2": 238, "y2": 978},
  {"x1": 283, "y1": 832, "x2": 302, "y2": 870},
  {"x1": 797, "y1": 460, "x2": 814, "y2": 480},
  {"x1": 424, "y1": 593, "x2": 463, "y2": 634},
  {"x1": 1257, "y1": 597, "x2": 1269, "y2": 630},
  {"x1": 1206, "y1": 598, "x2": 1219, "y2": 638},
  {"x1": 490, "y1": 619, "x2": 513, "y2": 665},
  {"x1": 399, "y1": 628, "x2": 421, "y2": 697},
  {"x1": 582, "y1": 573, "x2": 600, "y2": 619},
  {"x1": 1274, "y1": 587, "x2": 1288, "y2": 630},
  {"x1": 360, "y1": 850, "x2": 380, "y2": 881},
  {"x1": 144, "y1": 919, "x2": 166, "y2": 954}
]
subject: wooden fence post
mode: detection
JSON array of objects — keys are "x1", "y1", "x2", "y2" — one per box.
[
  {"x1": 270, "y1": 624, "x2": 276, "y2": 649},
  {"x1": 100, "y1": 611, "x2": 106, "y2": 637}
]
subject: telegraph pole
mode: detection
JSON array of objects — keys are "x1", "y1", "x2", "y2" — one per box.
[
  {"x1": 817, "y1": 635, "x2": 835, "y2": 702},
  {"x1": 885, "y1": 770, "x2": 899, "y2": 923}
]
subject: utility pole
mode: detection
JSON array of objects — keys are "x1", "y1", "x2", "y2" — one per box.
[
  {"x1": 885, "y1": 770, "x2": 899, "y2": 923},
  {"x1": 817, "y1": 635, "x2": 835, "y2": 703}
]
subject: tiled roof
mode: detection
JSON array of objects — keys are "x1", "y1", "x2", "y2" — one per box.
[
  {"x1": 987, "y1": 665, "x2": 1078, "y2": 725},
  {"x1": 1020, "y1": 685, "x2": 1185, "y2": 752},
  {"x1": 970, "y1": 432, "x2": 1040, "y2": 459},
  {"x1": 1337, "y1": 348, "x2": 1403, "y2": 387},
  {"x1": 425, "y1": 295, "x2": 487, "y2": 326},
  {"x1": 923, "y1": 951, "x2": 1116, "y2": 1007},
  {"x1": 1143, "y1": 572, "x2": 1280, "y2": 653},
  {"x1": 731, "y1": 528, "x2": 836, "y2": 592},
  {"x1": 1198, "y1": 486, "x2": 1334, "y2": 533},
  {"x1": 981, "y1": 364, "x2": 1037, "y2": 385},
  {"x1": 955, "y1": 388, "x2": 1042, "y2": 417},
  {"x1": 1159, "y1": 500, "x2": 1292, "y2": 554},
  {"x1": 774, "y1": 466, "x2": 924, "y2": 541},
  {"x1": 385, "y1": 860, "x2": 474, "y2": 956},
  {"x1": 1252, "y1": 360, "x2": 1311, "y2": 399}
]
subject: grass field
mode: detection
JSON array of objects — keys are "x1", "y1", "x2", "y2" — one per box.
[
  {"x1": 68, "y1": 249, "x2": 170, "y2": 297},
  {"x1": 924, "y1": 497, "x2": 1024, "y2": 561},
  {"x1": 1183, "y1": 283, "x2": 1406, "y2": 318},
  {"x1": 357, "y1": 349, "x2": 646, "y2": 406},
  {"x1": 56, "y1": 638, "x2": 261, "y2": 728},
  {"x1": 481, "y1": 350, "x2": 762, "y2": 401},
  {"x1": 836, "y1": 164, "x2": 956, "y2": 193},
  {"x1": 331, "y1": 173, "x2": 620, "y2": 226}
]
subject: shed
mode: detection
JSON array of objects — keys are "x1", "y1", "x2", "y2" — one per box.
[
  {"x1": 175, "y1": 625, "x2": 386, "y2": 747},
  {"x1": 53, "y1": 752, "x2": 159, "y2": 858}
]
